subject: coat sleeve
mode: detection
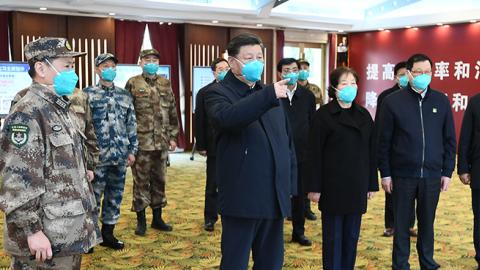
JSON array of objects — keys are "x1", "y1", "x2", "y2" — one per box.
[
  {"x1": 126, "y1": 93, "x2": 139, "y2": 155},
  {"x1": 194, "y1": 88, "x2": 208, "y2": 151},
  {"x1": 78, "y1": 89, "x2": 99, "y2": 171},
  {"x1": 377, "y1": 98, "x2": 394, "y2": 178},
  {"x1": 305, "y1": 110, "x2": 328, "y2": 193},
  {"x1": 442, "y1": 97, "x2": 457, "y2": 178},
  {"x1": 0, "y1": 112, "x2": 45, "y2": 236},
  {"x1": 167, "y1": 85, "x2": 180, "y2": 142},
  {"x1": 367, "y1": 114, "x2": 379, "y2": 191},
  {"x1": 205, "y1": 85, "x2": 279, "y2": 133},
  {"x1": 458, "y1": 98, "x2": 474, "y2": 175},
  {"x1": 281, "y1": 102, "x2": 298, "y2": 196}
]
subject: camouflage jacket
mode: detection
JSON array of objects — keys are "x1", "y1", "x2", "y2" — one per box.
[
  {"x1": 125, "y1": 74, "x2": 179, "y2": 151},
  {"x1": 0, "y1": 82, "x2": 101, "y2": 257},
  {"x1": 305, "y1": 82, "x2": 324, "y2": 105},
  {"x1": 10, "y1": 87, "x2": 99, "y2": 170},
  {"x1": 84, "y1": 84, "x2": 138, "y2": 165}
]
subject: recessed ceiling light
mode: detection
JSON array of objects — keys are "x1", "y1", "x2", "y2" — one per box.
[
  {"x1": 159, "y1": 22, "x2": 164, "y2": 25},
  {"x1": 108, "y1": 13, "x2": 115, "y2": 16},
  {"x1": 471, "y1": 20, "x2": 477, "y2": 23},
  {"x1": 436, "y1": 23, "x2": 443, "y2": 26},
  {"x1": 378, "y1": 28, "x2": 384, "y2": 31},
  {"x1": 256, "y1": 24, "x2": 263, "y2": 27},
  {"x1": 338, "y1": 30, "x2": 344, "y2": 33},
  {"x1": 405, "y1": 25, "x2": 412, "y2": 28},
  {"x1": 212, "y1": 20, "x2": 218, "y2": 23},
  {"x1": 385, "y1": 29, "x2": 391, "y2": 32},
  {"x1": 39, "y1": 7, "x2": 47, "y2": 11},
  {"x1": 168, "y1": 22, "x2": 172, "y2": 25},
  {"x1": 443, "y1": 24, "x2": 450, "y2": 27},
  {"x1": 413, "y1": 27, "x2": 419, "y2": 30}
]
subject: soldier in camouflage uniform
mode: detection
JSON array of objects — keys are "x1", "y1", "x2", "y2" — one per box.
[
  {"x1": 84, "y1": 53, "x2": 138, "y2": 250},
  {"x1": 298, "y1": 59, "x2": 325, "y2": 106},
  {"x1": 0, "y1": 37, "x2": 101, "y2": 270},
  {"x1": 125, "y1": 49, "x2": 179, "y2": 235}
]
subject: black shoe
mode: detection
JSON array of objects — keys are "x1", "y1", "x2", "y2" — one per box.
[
  {"x1": 151, "y1": 208, "x2": 173, "y2": 231},
  {"x1": 292, "y1": 235, "x2": 312, "y2": 246},
  {"x1": 204, "y1": 221, "x2": 215, "y2": 232},
  {"x1": 135, "y1": 210, "x2": 147, "y2": 236},
  {"x1": 100, "y1": 224, "x2": 125, "y2": 250},
  {"x1": 305, "y1": 209, "x2": 317, "y2": 221}
]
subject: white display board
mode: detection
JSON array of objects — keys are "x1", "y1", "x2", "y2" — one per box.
[
  {"x1": 192, "y1": 66, "x2": 215, "y2": 112},
  {"x1": 95, "y1": 64, "x2": 171, "y2": 88},
  {"x1": 0, "y1": 62, "x2": 32, "y2": 116}
]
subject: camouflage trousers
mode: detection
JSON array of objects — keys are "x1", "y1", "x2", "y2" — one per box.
[
  {"x1": 131, "y1": 150, "x2": 168, "y2": 212},
  {"x1": 93, "y1": 165, "x2": 127, "y2": 225},
  {"x1": 10, "y1": 254, "x2": 82, "y2": 270}
]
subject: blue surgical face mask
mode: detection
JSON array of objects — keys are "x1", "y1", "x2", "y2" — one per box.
[
  {"x1": 144, "y1": 63, "x2": 159, "y2": 75},
  {"x1": 101, "y1": 67, "x2": 117, "y2": 82},
  {"x1": 398, "y1": 75, "x2": 409, "y2": 88},
  {"x1": 234, "y1": 58, "x2": 264, "y2": 82},
  {"x1": 298, "y1": 70, "x2": 309, "y2": 81},
  {"x1": 217, "y1": 70, "x2": 228, "y2": 81},
  {"x1": 46, "y1": 59, "x2": 78, "y2": 96},
  {"x1": 335, "y1": 85, "x2": 357, "y2": 104},
  {"x1": 282, "y1": 72, "x2": 299, "y2": 86},
  {"x1": 411, "y1": 74, "x2": 431, "y2": 91}
]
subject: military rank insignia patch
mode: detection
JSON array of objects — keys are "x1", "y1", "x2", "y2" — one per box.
[{"x1": 8, "y1": 124, "x2": 29, "y2": 148}]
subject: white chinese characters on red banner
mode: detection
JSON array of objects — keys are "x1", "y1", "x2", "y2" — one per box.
[{"x1": 349, "y1": 22, "x2": 480, "y2": 139}]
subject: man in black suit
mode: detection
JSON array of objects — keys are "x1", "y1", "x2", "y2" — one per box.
[
  {"x1": 277, "y1": 58, "x2": 315, "y2": 246},
  {"x1": 377, "y1": 54, "x2": 456, "y2": 269},
  {"x1": 205, "y1": 33, "x2": 296, "y2": 270},
  {"x1": 375, "y1": 61, "x2": 417, "y2": 238},
  {"x1": 458, "y1": 93, "x2": 480, "y2": 269},
  {"x1": 194, "y1": 57, "x2": 229, "y2": 232}
]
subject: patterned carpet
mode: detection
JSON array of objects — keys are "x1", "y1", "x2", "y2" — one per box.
[{"x1": 0, "y1": 153, "x2": 477, "y2": 269}]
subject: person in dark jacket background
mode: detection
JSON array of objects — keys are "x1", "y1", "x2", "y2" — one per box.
[
  {"x1": 277, "y1": 58, "x2": 316, "y2": 246},
  {"x1": 458, "y1": 93, "x2": 480, "y2": 269},
  {"x1": 377, "y1": 53, "x2": 456, "y2": 270},
  {"x1": 194, "y1": 57, "x2": 229, "y2": 232},
  {"x1": 307, "y1": 66, "x2": 378, "y2": 270},
  {"x1": 375, "y1": 61, "x2": 417, "y2": 238},
  {"x1": 205, "y1": 33, "x2": 296, "y2": 270}
]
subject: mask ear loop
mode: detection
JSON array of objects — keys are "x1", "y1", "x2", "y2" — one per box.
[{"x1": 44, "y1": 58, "x2": 60, "y2": 74}]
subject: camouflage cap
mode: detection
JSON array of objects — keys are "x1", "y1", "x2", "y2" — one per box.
[
  {"x1": 95, "y1": 53, "x2": 118, "y2": 66},
  {"x1": 139, "y1": 49, "x2": 160, "y2": 59},
  {"x1": 24, "y1": 37, "x2": 86, "y2": 62}
]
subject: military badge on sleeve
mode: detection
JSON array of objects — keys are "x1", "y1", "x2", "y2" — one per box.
[{"x1": 8, "y1": 124, "x2": 30, "y2": 148}]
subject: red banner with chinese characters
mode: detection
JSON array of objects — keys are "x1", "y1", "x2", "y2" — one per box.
[{"x1": 349, "y1": 22, "x2": 480, "y2": 139}]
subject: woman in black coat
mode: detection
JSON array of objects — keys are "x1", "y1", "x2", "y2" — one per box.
[{"x1": 306, "y1": 67, "x2": 378, "y2": 270}]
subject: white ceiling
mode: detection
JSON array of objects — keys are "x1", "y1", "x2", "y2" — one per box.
[{"x1": 0, "y1": 0, "x2": 479, "y2": 32}]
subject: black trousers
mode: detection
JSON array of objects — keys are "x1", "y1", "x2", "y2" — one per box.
[
  {"x1": 392, "y1": 177, "x2": 441, "y2": 270},
  {"x1": 322, "y1": 212, "x2": 362, "y2": 270},
  {"x1": 220, "y1": 216, "x2": 284, "y2": 270},
  {"x1": 292, "y1": 163, "x2": 306, "y2": 237},
  {"x1": 472, "y1": 189, "x2": 480, "y2": 266},
  {"x1": 385, "y1": 191, "x2": 416, "y2": 229},
  {"x1": 204, "y1": 156, "x2": 218, "y2": 223}
]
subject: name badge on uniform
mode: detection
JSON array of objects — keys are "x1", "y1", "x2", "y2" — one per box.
[
  {"x1": 8, "y1": 124, "x2": 29, "y2": 148},
  {"x1": 433, "y1": 108, "x2": 437, "y2": 113}
]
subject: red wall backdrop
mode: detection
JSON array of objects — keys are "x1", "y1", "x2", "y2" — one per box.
[{"x1": 349, "y1": 22, "x2": 480, "y2": 139}]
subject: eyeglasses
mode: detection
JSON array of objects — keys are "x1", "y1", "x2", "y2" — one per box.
[{"x1": 411, "y1": 70, "x2": 432, "y2": 76}]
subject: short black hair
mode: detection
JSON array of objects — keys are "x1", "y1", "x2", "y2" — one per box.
[
  {"x1": 394, "y1": 61, "x2": 407, "y2": 75},
  {"x1": 276, "y1": 58, "x2": 299, "y2": 72},
  {"x1": 406, "y1": 54, "x2": 433, "y2": 71},
  {"x1": 227, "y1": 33, "x2": 264, "y2": 57},
  {"x1": 328, "y1": 66, "x2": 359, "y2": 99},
  {"x1": 27, "y1": 59, "x2": 36, "y2": 78},
  {"x1": 210, "y1": 58, "x2": 228, "y2": 71},
  {"x1": 298, "y1": 59, "x2": 310, "y2": 67}
]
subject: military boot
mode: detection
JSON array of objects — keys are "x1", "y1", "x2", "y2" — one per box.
[
  {"x1": 135, "y1": 210, "x2": 147, "y2": 236},
  {"x1": 100, "y1": 224, "x2": 124, "y2": 250},
  {"x1": 151, "y1": 208, "x2": 173, "y2": 231}
]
